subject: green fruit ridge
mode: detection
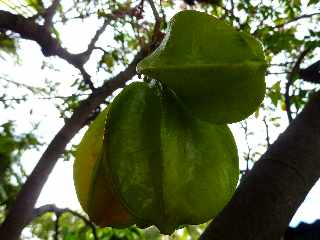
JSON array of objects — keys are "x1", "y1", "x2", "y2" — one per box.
[
  {"x1": 74, "y1": 10, "x2": 266, "y2": 235},
  {"x1": 137, "y1": 10, "x2": 266, "y2": 124},
  {"x1": 74, "y1": 81, "x2": 238, "y2": 234}
]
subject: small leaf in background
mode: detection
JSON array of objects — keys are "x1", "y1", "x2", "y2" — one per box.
[
  {"x1": 268, "y1": 81, "x2": 281, "y2": 107},
  {"x1": 102, "y1": 53, "x2": 114, "y2": 68},
  {"x1": 308, "y1": 0, "x2": 319, "y2": 6},
  {"x1": 25, "y1": 0, "x2": 44, "y2": 12},
  {"x1": 0, "y1": 34, "x2": 16, "y2": 56}
]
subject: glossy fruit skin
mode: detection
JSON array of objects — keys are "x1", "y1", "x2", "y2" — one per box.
[
  {"x1": 73, "y1": 108, "x2": 135, "y2": 228},
  {"x1": 73, "y1": 9, "x2": 267, "y2": 234},
  {"x1": 103, "y1": 82, "x2": 238, "y2": 234},
  {"x1": 74, "y1": 81, "x2": 239, "y2": 234},
  {"x1": 137, "y1": 10, "x2": 266, "y2": 124}
]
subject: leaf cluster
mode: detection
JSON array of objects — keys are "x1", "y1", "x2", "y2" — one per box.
[{"x1": 0, "y1": 121, "x2": 40, "y2": 212}]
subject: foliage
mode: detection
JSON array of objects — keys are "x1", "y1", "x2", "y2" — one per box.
[
  {"x1": 0, "y1": 33, "x2": 16, "y2": 57},
  {"x1": 30, "y1": 212, "x2": 144, "y2": 240},
  {"x1": 0, "y1": 121, "x2": 39, "y2": 212}
]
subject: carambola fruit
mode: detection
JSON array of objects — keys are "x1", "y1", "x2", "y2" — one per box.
[
  {"x1": 74, "y1": 82, "x2": 238, "y2": 234},
  {"x1": 74, "y1": 9, "x2": 266, "y2": 234},
  {"x1": 137, "y1": 10, "x2": 266, "y2": 124}
]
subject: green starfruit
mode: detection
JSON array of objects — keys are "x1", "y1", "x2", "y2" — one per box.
[
  {"x1": 137, "y1": 10, "x2": 266, "y2": 124},
  {"x1": 74, "y1": 81, "x2": 238, "y2": 234},
  {"x1": 74, "y1": 9, "x2": 266, "y2": 235}
]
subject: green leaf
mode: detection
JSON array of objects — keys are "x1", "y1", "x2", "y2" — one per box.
[
  {"x1": 102, "y1": 53, "x2": 114, "y2": 68},
  {"x1": 25, "y1": 0, "x2": 44, "y2": 12},
  {"x1": 0, "y1": 35, "x2": 16, "y2": 55},
  {"x1": 268, "y1": 81, "x2": 281, "y2": 107},
  {"x1": 308, "y1": 0, "x2": 318, "y2": 6},
  {"x1": 137, "y1": 10, "x2": 266, "y2": 124}
]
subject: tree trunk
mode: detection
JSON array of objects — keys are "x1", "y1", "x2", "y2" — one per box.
[{"x1": 200, "y1": 92, "x2": 320, "y2": 240}]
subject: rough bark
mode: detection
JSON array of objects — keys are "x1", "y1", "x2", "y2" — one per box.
[{"x1": 200, "y1": 92, "x2": 320, "y2": 240}]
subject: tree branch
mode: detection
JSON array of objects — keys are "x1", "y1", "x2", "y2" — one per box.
[
  {"x1": 147, "y1": 0, "x2": 163, "y2": 46},
  {"x1": 0, "y1": 9, "x2": 124, "y2": 91},
  {"x1": 84, "y1": 20, "x2": 109, "y2": 58},
  {"x1": 147, "y1": 0, "x2": 161, "y2": 25},
  {"x1": 0, "y1": 10, "x2": 95, "y2": 89},
  {"x1": 262, "y1": 116, "x2": 271, "y2": 148},
  {"x1": 0, "y1": 48, "x2": 148, "y2": 240},
  {"x1": 43, "y1": 0, "x2": 60, "y2": 29},
  {"x1": 284, "y1": 48, "x2": 312, "y2": 123},
  {"x1": 32, "y1": 204, "x2": 98, "y2": 240},
  {"x1": 253, "y1": 12, "x2": 320, "y2": 36},
  {"x1": 0, "y1": 10, "x2": 65, "y2": 57},
  {"x1": 299, "y1": 60, "x2": 320, "y2": 84},
  {"x1": 276, "y1": 12, "x2": 320, "y2": 28},
  {"x1": 200, "y1": 91, "x2": 320, "y2": 240},
  {"x1": 218, "y1": 4, "x2": 242, "y2": 27},
  {"x1": 54, "y1": 212, "x2": 60, "y2": 240}
]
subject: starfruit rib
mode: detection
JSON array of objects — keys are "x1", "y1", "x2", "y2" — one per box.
[
  {"x1": 158, "y1": 86, "x2": 239, "y2": 228},
  {"x1": 74, "y1": 106, "x2": 134, "y2": 228},
  {"x1": 73, "y1": 107, "x2": 109, "y2": 213},
  {"x1": 87, "y1": 148, "x2": 134, "y2": 227},
  {"x1": 137, "y1": 61, "x2": 266, "y2": 72},
  {"x1": 102, "y1": 82, "x2": 166, "y2": 230},
  {"x1": 102, "y1": 81, "x2": 239, "y2": 234}
]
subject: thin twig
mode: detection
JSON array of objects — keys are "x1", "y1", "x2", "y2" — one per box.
[
  {"x1": 66, "y1": 209, "x2": 98, "y2": 239},
  {"x1": 240, "y1": 121, "x2": 252, "y2": 174},
  {"x1": 218, "y1": 4, "x2": 241, "y2": 27},
  {"x1": 0, "y1": 77, "x2": 47, "y2": 93},
  {"x1": 276, "y1": 12, "x2": 320, "y2": 28},
  {"x1": 262, "y1": 117, "x2": 271, "y2": 148},
  {"x1": 269, "y1": 62, "x2": 294, "y2": 67},
  {"x1": 147, "y1": 0, "x2": 162, "y2": 44},
  {"x1": 0, "y1": 94, "x2": 91, "y2": 102},
  {"x1": 54, "y1": 212, "x2": 60, "y2": 240},
  {"x1": 147, "y1": 0, "x2": 160, "y2": 23},
  {"x1": 32, "y1": 204, "x2": 98, "y2": 240},
  {"x1": 267, "y1": 71, "x2": 289, "y2": 75},
  {"x1": 0, "y1": 9, "x2": 131, "y2": 91},
  {"x1": 44, "y1": 0, "x2": 60, "y2": 29},
  {"x1": 230, "y1": 0, "x2": 235, "y2": 14},
  {"x1": 285, "y1": 48, "x2": 313, "y2": 123},
  {"x1": 85, "y1": 20, "x2": 109, "y2": 56},
  {"x1": 79, "y1": 67, "x2": 95, "y2": 91},
  {"x1": 253, "y1": 12, "x2": 320, "y2": 36},
  {"x1": 159, "y1": 0, "x2": 167, "y2": 25}
]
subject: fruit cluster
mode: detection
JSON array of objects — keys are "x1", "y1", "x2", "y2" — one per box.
[{"x1": 74, "y1": 10, "x2": 266, "y2": 234}]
